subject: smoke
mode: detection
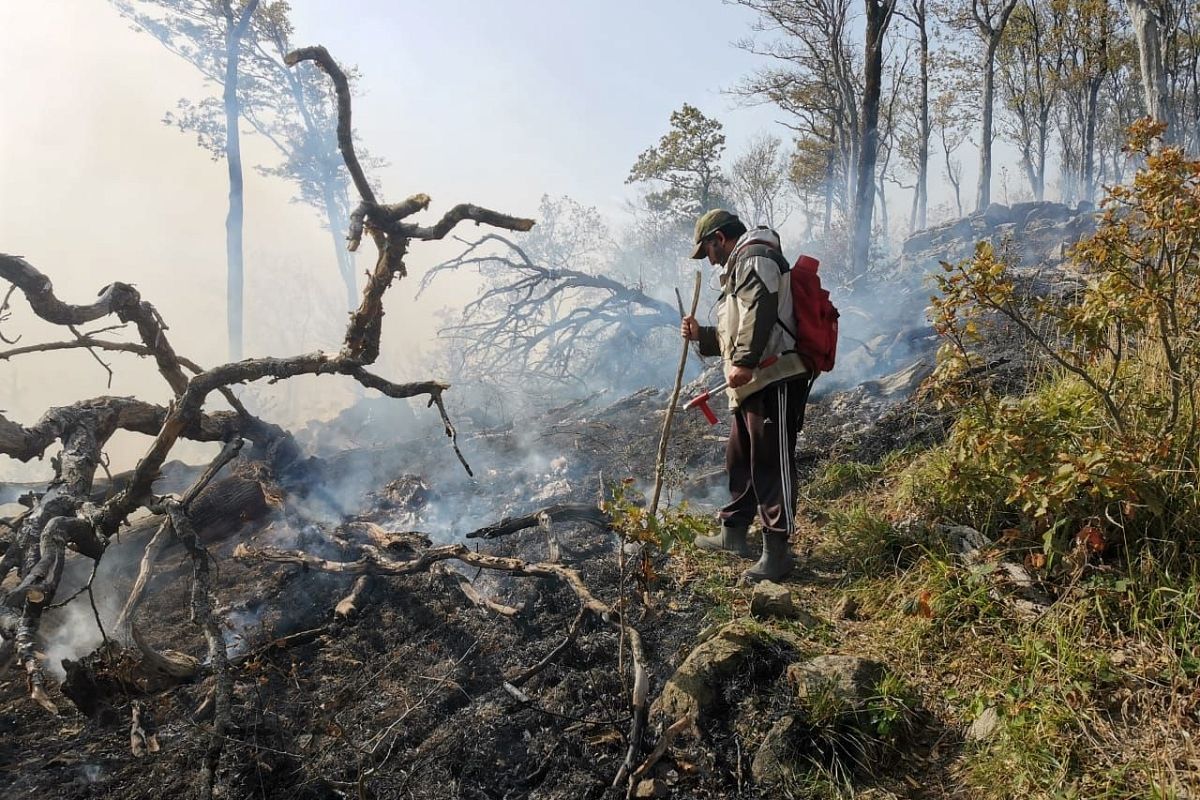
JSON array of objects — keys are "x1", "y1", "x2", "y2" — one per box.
[{"x1": 40, "y1": 560, "x2": 129, "y2": 681}]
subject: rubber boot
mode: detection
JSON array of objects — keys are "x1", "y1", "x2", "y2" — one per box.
[
  {"x1": 742, "y1": 531, "x2": 795, "y2": 583},
  {"x1": 694, "y1": 525, "x2": 754, "y2": 558}
]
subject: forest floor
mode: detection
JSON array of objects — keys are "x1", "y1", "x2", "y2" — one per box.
[{"x1": 2, "y1": 356, "x2": 1197, "y2": 799}]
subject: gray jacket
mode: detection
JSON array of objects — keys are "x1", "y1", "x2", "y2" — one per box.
[{"x1": 696, "y1": 227, "x2": 808, "y2": 408}]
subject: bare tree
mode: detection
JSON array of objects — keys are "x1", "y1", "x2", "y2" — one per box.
[
  {"x1": 420, "y1": 196, "x2": 677, "y2": 401},
  {"x1": 788, "y1": 134, "x2": 843, "y2": 237},
  {"x1": 938, "y1": 0, "x2": 1020, "y2": 211},
  {"x1": 733, "y1": 0, "x2": 862, "y2": 232},
  {"x1": 729, "y1": 134, "x2": 793, "y2": 227},
  {"x1": 1095, "y1": 39, "x2": 1143, "y2": 185},
  {"x1": 975, "y1": 0, "x2": 1020, "y2": 210},
  {"x1": 997, "y1": 0, "x2": 1060, "y2": 200},
  {"x1": 112, "y1": 0, "x2": 260, "y2": 360},
  {"x1": 933, "y1": 83, "x2": 972, "y2": 218}
]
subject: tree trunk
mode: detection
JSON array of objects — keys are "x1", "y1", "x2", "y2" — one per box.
[
  {"x1": 221, "y1": 1, "x2": 259, "y2": 361},
  {"x1": 1035, "y1": 107, "x2": 1049, "y2": 201},
  {"x1": 823, "y1": 149, "x2": 835, "y2": 236},
  {"x1": 1126, "y1": 0, "x2": 1172, "y2": 139},
  {"x1": 1083, "y1": 77, "x2": 1102, "y2": 203},
  {"x1": 850, "y1": 0, "x2": 894, "y2": 278},
  {"x1": 945, "y1": 140, "x2": 963, "y2": 217},
  {"x1": 322, "y1": 186, "x2": 357, "y2": 310},
  {"x1": 915, "y1": 4, "x2": 930, "y2": 230},
  {"x1": 977, "y1": 41, "x2": 999, "y2": 212},
  {"x1": 223, "y1": 48, "x2": 244, "y2": 361},
  {"x1": 281, "y1": 53, "x2": 357, "y2": 311},
  {"x1": 974, "y1": 0, "x2": 1019, "y2": 212},
  {"x1": 876, "y1": 172, "x2": 889, "y2": 236}
]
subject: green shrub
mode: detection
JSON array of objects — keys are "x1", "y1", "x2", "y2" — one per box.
[
  {"x1": 603, "y1": 480, "x2": 708, "y2": 553},
  {"x1": 926, "y1": 120, "x2": 1200, "y2": 562}
]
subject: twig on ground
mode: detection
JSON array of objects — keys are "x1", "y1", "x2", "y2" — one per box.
[{"x1": 508, "y1": 604, "x2": 586, "y2": 686}]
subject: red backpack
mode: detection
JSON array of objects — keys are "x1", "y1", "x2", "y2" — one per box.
[
  {"x1": 787, "y1": 254, "x2": 839, "y2": 374},
  {"x1": 736, "y1": 234, "x2": 839, "y2": 374}
]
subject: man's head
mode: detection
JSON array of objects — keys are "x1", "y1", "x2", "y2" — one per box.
[{"x1": 690, "y1": 209, "x2": 747, "y2": 265}]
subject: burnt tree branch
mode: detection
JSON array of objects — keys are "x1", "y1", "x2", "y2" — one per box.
[
  {"x1": 0, "y1": 254, "x2": 299, "y2": 465},
  {"x1": 465, "y1": 503, "x2": 610, "y2": 540},
  {"x1": 1, "y1": 52, "x2": 533, "y2": 788}
]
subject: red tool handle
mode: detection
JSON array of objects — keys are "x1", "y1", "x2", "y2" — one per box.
[
  {"x1": 684, "y1": 356, "x2": 781, "y2": 426},
  {"x1": 684, "y1": 391, "x2": 719, "y2": 424}
]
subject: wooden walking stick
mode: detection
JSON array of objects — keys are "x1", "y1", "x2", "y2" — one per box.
[{"x1": 650, "y1": 271, "x2": 702, "y2": 517}]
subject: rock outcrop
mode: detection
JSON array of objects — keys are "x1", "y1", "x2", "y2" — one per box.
[{"x1": 901, "y1": 200, "x2": 1097, "y2": 275}]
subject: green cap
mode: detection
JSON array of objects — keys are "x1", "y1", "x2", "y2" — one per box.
[{"x1": 690, "y1": 209, "x2": 739, "y2": 259}]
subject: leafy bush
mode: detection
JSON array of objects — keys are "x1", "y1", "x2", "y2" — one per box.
[
  {"x1": 603, "y1": 479, "x2": 708, "y2": 553},
  {"x1": 926, "y1": 120, "x2": 1200, "y2": 559}
]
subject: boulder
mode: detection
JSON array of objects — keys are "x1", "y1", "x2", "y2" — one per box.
[
  {"x1": 982, "y1": 202, "x2": 1011, "y2": 227},
  {"x1": 1025, "y1": 201, "x2": 1072, "y2": 225},
  {"x1": 751, "y1": 656, "x2": 909, "y2": 787},
  {"x1": 900, "y1": 200, "x2": 1095, "y2": 277},
  {"x1": 651, "y1": 621, "x2": 762, "y2": 723},
  {"x1": 786, "y1": 655, "x2": 886, "y2": 714}
]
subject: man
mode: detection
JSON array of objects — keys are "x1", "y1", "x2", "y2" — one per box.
[{"x1": 681, "y1": 209, "x2": 812, "y2": 583}]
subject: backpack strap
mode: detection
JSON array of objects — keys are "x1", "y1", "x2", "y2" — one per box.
[
  {"x1": 733, "y1": 242, "x2": 800, "y2": 347},
  {"x1": 736, "y1": 243, "x2": 790, "y2": 275}
]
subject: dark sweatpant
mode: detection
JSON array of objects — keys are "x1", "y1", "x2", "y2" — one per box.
[{"x1": 720, "y1": 377, "x2": 812, "y2": 536}]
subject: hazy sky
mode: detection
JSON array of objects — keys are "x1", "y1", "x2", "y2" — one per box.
[{"x1": 0, "y1": 0, "x2": 798, "y2": 479}]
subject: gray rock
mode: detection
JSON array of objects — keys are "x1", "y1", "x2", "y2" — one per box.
[
  {"x1": 967, "y1": 705, "x2": 1001, "y2": 741},
  {"x1": 982, "y1": 202, "x2": 1011, "y2": 227},
  {"x1": 1026, "y1": 201, "x2": 1072, "y2": 225},
  {"x1": 750, "y1": 581, "x2": 796, "y2": 619},
  {"x1": 900, "y1": 200, "x2": 1096, "y2": 277},
  {"x1": 786, "y1": 655, "x2": 886, "y2": 714},
  {"x1": 651, "y1": 620, "x2": 761, "y2": 723},
  {"x1": 751, "y1": 714, "x2": 803, "y2": 785}
]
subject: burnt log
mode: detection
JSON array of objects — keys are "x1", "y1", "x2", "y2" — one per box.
[
  {"x1": 190, "y1": 477, "x2": 271, "y2": 543},
  {"x1": 465, "y1": 503, "x2": 611, "y2": 540}
]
